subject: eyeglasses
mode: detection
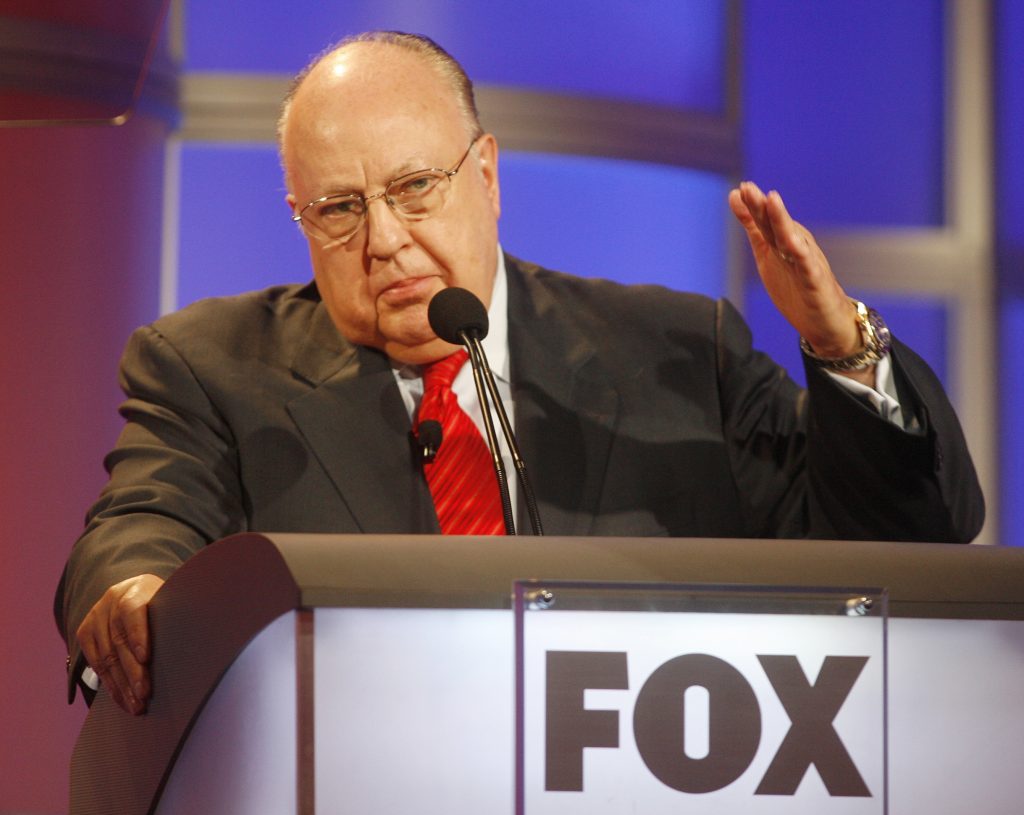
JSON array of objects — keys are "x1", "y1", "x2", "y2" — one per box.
[{"x1": 292, "y1": 136, "x2": 481, "y2": 245}]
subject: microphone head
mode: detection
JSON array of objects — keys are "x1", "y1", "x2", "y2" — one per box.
[{"x1": 428, "y1": 287, "x2": 489, "y2": 345}]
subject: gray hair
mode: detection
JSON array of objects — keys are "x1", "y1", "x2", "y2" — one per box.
[{"x1": 277, "y1": 31, "x2": 484, "y2": 167}]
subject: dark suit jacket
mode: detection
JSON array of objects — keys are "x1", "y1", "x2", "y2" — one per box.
[{"x1": 55, "y1": 254, "x2": 984, "y2": 698}]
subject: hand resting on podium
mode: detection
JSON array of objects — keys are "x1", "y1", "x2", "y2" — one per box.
[{"x1": 76, "y1": 574, "x2": 164, "y2": 715}]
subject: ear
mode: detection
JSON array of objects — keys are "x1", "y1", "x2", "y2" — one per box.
[
  {"x1": 285, "y1": 192, "x2": 297, "y2": 214},
  {"x1": 475, "y1": 133, "x2": 501, "y2": 220}
]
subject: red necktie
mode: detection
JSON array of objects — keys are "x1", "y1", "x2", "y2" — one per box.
[{"x1": 416, "y1": 350, "x2": 506, "y2": 535}]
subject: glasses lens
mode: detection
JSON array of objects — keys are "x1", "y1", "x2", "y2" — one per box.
[
  {"x1": 304, "y1": 195, "x2": 365, "y2": 240},
  {"x1": 388, "y1": 170, "x2": 448, "y2": 219}
]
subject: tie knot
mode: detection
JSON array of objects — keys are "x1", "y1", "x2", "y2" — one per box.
[{"x1": 422, "y1": 349, "x2": 469, "y2": 391}]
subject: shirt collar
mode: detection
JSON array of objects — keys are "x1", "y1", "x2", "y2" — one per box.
[{"x1": 482, "y1": 249, "x2": 510, "y2": 383}]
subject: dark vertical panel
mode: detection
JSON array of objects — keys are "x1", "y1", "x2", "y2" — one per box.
[
  {"x1": 994, "y1": 0, "x2": 1024, "y2": 255},
  {"x1": 1001, "y1": 302, "x2": 1024, "y2": 546},
  {"x1": 739, "y1": 0, "x2": 955, "y2": 526},
  {"x1": 743, "y1": 0, "x2": 945, "y2": 228},
  {"x1": 995, "y1": 0, "x2": 1024, "y2": 545}
]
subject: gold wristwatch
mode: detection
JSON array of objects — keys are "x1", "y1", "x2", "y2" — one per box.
[{"x1": 799, "y1": 299, "x2": 892, "y2": 372}]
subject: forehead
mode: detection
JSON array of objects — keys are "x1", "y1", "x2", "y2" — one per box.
[{"x1": 284, "y1": 44, "x2": 469, "y2": 194}]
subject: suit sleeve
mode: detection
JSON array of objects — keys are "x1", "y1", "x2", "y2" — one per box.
[
  {"x1": 802, "y1": 339, "x2": 984, "y2": 542},
  {"x1": 54, "y1": 324, "x2": 246, "y2": 701},
  {"x1": 715, "y1": 298, "x2": 984, "y2": 542}
]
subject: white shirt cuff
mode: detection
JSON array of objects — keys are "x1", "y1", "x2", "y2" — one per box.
[{"x1": 824, "y1": 355, "x2": 912, "y2": 429}]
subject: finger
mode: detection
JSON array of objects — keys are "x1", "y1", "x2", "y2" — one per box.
[
  {"x1": 764, "y1": 190, "x2": 814, "y2": 266},
  {"x1": 79, "y1": 613, "x2": 143, "y2": 714},
  {"x1": 739, "y1": 181, "x2": 780, "y2": 249},
  {"x1": 729, "y1": 188, "x2": 773, "y2": 258},
  {"x1": 122, "y1": 586, "x2": 153, "y2": 666},
  {"x1": 100, "y1": 651, "x2": 142, "y2": 715},
  {"x1": 110, "y1": 610, "x2": 150, "y2": 706},
  {"x1": 728, "y1": 188, "x2": 755, "y2": 228}
]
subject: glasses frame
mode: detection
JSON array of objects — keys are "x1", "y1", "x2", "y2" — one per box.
[{"x1": 292, "y1": 135, "x2": 482, "y2": 245}]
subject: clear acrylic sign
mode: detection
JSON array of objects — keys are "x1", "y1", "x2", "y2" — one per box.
[{"x1": 515, "y1": 582, "x2": 888, "y2": 815}]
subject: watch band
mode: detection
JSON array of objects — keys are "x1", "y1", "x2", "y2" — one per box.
[{"x1": 799, "y1": 299, "x2": 892, "y2": 372}]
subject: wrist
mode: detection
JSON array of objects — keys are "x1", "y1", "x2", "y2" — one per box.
[{"x1": 800, "y1": 299, "x2": 892, "y2": 372}]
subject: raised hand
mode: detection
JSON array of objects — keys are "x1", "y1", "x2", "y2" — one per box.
[{"x1": 729, "y1": 181, "x2": 865, "y2": 366}]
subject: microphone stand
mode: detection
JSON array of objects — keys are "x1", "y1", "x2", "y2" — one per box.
[
  {"x1": 459, "y1": 329, "x2": 516, "y2": 535},
  {"x1": 463, "y1": 333, "x2": 545, "y2": 536}
]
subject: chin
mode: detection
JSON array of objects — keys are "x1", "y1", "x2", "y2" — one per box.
[
  {"x1": 378, "y1": 313, "x2": 433, "y2": 348},
  {"x1": 383, "y1": 336, "x2": 459, "y2": 365}
]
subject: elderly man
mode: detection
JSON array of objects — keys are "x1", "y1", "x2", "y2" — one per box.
[{"x1": 56, "y1": 31, "x2": 983, "y2": 716}]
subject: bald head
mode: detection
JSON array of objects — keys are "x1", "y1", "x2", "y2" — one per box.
[{"x1": 278, "y1": 32, "x2": 482, "y2": 187}]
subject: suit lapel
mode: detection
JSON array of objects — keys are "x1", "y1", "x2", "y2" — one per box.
[
  {"x1": 285, "y1": 302, "x2": 438, "y2": 533},
  {"x1": 280, "y1": 264, "x2": 619, "y2": 537},
  {"x1": 506, "y1": 257, "x2": 619, "y2": 535}
]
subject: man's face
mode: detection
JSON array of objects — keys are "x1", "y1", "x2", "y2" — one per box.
[{"x1": 282, "y1": 44, "x2": 501, "y2": 364}]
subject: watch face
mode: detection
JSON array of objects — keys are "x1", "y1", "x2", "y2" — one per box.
[{"x1": 867, "y1": 308, "x2": 892, "y2": 354}]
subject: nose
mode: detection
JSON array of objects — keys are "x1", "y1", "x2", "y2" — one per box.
[{"x1": 364, "y1": 195, "x2": 412, "y2": 259}]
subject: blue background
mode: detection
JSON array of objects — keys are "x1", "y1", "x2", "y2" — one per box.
[{"x1": 173, "y1": 0, "x2": 1021, "y2": 545}]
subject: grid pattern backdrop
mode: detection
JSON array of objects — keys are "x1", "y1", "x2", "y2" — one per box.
[{"x1": 1, "y1": 2, "x2": 1021, "y2": 812}]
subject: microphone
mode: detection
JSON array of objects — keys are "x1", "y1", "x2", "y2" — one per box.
[
  {"x1": 428, "y1": 286, "x2": 488, "y2": 344},
  {"x1": 414, "y1": 419, "x2": 442, "y2": 463},
  {"x1": 428, "y1": 287, "x2": 544, "y2": 536}
]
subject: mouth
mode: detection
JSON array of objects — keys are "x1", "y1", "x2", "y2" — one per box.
[{"x1": 377, "y1": 274, "x2": 439, "y2": 306}]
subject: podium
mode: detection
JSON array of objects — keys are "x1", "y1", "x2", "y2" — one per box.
[{"x1": 69, "y1": 534, "x2": 1024, "y2": 814}]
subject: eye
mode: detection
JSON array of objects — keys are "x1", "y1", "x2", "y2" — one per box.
[
  {"x1": 393, "y1": 172, "x2": 441, "y2": 199},
  {"x1": 314, "y1": 196, "x2": 363, "y2": 220}
]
